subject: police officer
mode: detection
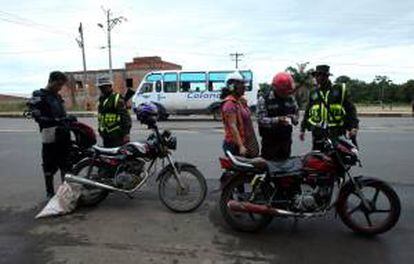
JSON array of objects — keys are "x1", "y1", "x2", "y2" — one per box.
[
  {"x1": 97, "y1": 75, "x2": 132, "y2": 148},
  {"x1": 29, "y1": 71, "x2": 72, "y2": 198},
  {"x1": 299, "y1": 65, "x2": 359, "y2": 150},
  {"x1": 258, "y1": 72, "x2": 299, "y2": 160}
]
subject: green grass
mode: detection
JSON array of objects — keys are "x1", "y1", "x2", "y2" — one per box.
[{"x1": 0, "y1": 100, "x2": 27, "y2": 112}]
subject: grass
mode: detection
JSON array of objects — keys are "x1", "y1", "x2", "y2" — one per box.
[
  {"x1": 356, "y1": 104, "x2": 412, "y2": 113},
  {"x1": 0, "y1": 100, "x2": 27, "y2": 112}
]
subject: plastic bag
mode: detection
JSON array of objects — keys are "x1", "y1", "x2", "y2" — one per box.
[{"x1": 36, "y1": 182, "x2": 82, "y2": 219}]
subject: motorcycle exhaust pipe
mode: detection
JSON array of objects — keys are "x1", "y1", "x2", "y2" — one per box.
[
  {"x1": 65, "y1": 174, "x2": 121, "y2": 192},
  {"x1": 227, "y1": 200, "x2": 299, "y2": 217}
]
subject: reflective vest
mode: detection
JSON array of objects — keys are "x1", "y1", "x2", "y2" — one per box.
[
  {"x1": 307, "y1": 85, "x2": 346, "y2": 128},
  {"x1": 98, "y1": 93, "x2": 122, "y2": 135}
]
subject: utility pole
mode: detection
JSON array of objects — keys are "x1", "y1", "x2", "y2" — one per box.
[
  {"x1": 230, "y1": 52, "x2": 244, "y2": 69},
  {"x1": 76, "y1": 22, "x2": 87, "y2": 89},
  {"x1": 98, "y1": 8, "x2": 127, "y2": 81}
]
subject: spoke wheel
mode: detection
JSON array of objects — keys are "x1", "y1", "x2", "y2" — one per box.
[
  {"x1": 72, "y1": 159, "x2": 109, "y2": 207},
  {"x1": 337, "y1": 179, "x2": 400, "y2": 235},
  {"x1": 219, "y1": 174, "x2": 273, "y2": 232},
  {"x1": 158, "y1": 166, "x2": 207, "y2": 213}
]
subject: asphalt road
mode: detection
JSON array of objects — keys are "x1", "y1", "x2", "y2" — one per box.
[{"x1": 0, "y1": 117, "x2": 413, "y2": 263}]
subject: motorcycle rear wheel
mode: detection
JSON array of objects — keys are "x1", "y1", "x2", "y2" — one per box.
[
  {"x1": 220, "y1": 174, "x2": 273, "y2": 232},
  {"x1": 71, "y1": 159, "x2": 109, "y2": 207}
]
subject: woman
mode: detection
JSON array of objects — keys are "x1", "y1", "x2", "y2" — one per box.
[{"x1": 220, "y1": 72, "x2": 259, "y2": 158}]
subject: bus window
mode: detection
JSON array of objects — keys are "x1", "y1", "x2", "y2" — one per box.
[
  {"x1": 180, "y1": 72, "x2": 207, "y2": 92},
  {"x1": 146, "y1": 73, "x2": 162, "y2": 82},
  {"x1": 139, "y1": 83, "x2": 153, "y2": 94},
  {"x1": 155, "y1": 81, "x2": 162, "y2": 93},
  {"x1": 163, "y1": 73, "x2": 178, "y2": 93},
  {"x1": 240, "y1": 71, "x2": 253, "y2": 91},
  {"x1": 208, "y1": 71, "x2": 231, "y2": 91}
]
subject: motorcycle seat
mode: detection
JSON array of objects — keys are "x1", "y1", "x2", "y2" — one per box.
[
  {"x1": 92, "y1": 145, "x2": 121, "y2": 155},
  {"x1": 226, "y1": 151, "x2": 267, "y2": 171},
  {"x1": 234, "y1": 156, "x2": 268, "y2": 170},
  {"x1": 267, "y1": 157, "x2": 302, "y2": 174}
]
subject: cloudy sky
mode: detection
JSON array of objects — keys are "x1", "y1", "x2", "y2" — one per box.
[{"x1": 0, "y1": 0, "x2": 413, "y2": 94}]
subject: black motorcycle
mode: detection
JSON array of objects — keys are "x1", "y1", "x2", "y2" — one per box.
[{"x1": 66, "y1": 122, "x2": 207, "y2": 212}]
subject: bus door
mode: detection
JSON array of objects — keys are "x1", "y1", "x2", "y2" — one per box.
[{"x1": 143, "y1": 73, "x2": 163, "y2": 104}]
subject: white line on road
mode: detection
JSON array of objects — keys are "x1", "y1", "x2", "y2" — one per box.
[{"x1": 0, "y1": 129, "x2": 37, "y2": 133}]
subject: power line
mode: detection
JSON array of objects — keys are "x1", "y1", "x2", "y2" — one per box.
[{"x1": 0, "y1": 10, "x2": 74, "y2": 38}]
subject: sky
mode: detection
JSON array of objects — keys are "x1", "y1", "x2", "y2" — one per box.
[{"x1": 0, "y1": 0, "x2": 413, "y2": 95}]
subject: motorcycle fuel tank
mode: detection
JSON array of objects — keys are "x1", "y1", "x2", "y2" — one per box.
[{"x1": 302, "y1": 151, "x2": 336, "y2": 173}]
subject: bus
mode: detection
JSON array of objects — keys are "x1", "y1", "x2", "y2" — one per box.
[{"x1": 131, "y1": 70, "x2": 258, "y2": 120}]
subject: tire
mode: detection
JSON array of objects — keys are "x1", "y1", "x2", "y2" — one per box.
[
  {"x1": 337, "y1": 178, "x2": 401, "y2": 236},
  {"x1": 219, "y1": 174, "x2": 273, "y2": 232},
  {"x1": 158, "y1": 165, "x2": 207, "y2": 213},
  {"x1": 71, "y1": 159, "x2": 109, "y2": 207}
]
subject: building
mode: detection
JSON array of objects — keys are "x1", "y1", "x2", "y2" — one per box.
[{"x1": 63, "y1": 56, "x2": 182, "y2": 110}]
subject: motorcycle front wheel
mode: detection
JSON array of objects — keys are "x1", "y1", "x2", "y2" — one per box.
[
  {"x1": 71, "y1": 159, "x2": 109, "y2": 207},
  {"x1": 158, "y1": 165, "x2": 207, "y2": 213},
  {"x1": 220, "y1": 174, "x2": 273, "y2": 232},
  {"x1": 337, "y1": 177, "x2": 401, "y2": 236}
]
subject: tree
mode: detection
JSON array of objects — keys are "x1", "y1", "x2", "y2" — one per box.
[{"x1": 285, "y1": 62, "x2": 314, "y2": 108}]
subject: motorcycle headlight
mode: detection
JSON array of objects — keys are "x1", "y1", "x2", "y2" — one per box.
[{"x1": 166, "y1": 136, "x2": 177, "y2": 150}]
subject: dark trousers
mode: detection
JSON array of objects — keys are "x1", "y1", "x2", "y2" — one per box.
[
  {"x1": 42, "y1": 142, "x2": 69, "y2": 196},
  {"x1": 102, "y1": 135, "x2": 125, "y2": 148},
  {"x1": 261, "y1": 137, "x2": 292, "y2": 161}
]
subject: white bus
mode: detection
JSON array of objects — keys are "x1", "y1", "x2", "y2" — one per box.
[{"x1": 131, "y1": 70, "x2": 258, "y2": 120}]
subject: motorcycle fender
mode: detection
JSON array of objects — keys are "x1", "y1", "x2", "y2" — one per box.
[
  {"x1": 156, "y1": 162, "x2": 196, "y2": 182},
  {"x1": 337, "y1": 176, "x2": 392, "y2": 206}
]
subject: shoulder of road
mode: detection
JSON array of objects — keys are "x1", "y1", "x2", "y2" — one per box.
[{"x1": 0, "y1": 111, "x2": 412, "y2": 119}]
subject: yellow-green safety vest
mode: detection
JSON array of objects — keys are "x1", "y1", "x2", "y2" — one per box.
[
  {"x1": 98, "y1": 93, "x2": 122, "y2": 135},
  {"x1": 307, "y1": 85, "x2": 347, "y2": 128}
]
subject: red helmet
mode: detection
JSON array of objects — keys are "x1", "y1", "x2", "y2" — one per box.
[{"x1": 272, "y1": 72, "x2": 295, "y2": 96}]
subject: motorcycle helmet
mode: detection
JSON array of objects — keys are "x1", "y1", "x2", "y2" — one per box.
[
  {"x1": 272, "y1": 72, "x2": 295, "y2": 96},
  {"x1": 136, "y1": 103, "x2": 158, "y2": 126},
  {"x1": 225, "y1": 71, "x2": 245, "y2": 91}
]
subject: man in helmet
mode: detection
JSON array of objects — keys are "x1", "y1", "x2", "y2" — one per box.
[
  {"x1": 97, "y1": 75, "x2": 132, "y2": 148},
  {"x1": 299, "y1": 65, "x2": 359, "y2": 150},
  {"x1": 257, "y1": 72, "x2": 299, "y2": 160},
  {"x1": 28, "y1": 71, "x2": 72, "y2": 198}
]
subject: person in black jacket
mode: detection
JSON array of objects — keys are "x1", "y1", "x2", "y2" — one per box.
[
  {"x1": 28, "y1": 71, "x2": 71, "y2": 198},
  {"x1": 299, "y1": 65, "x2": 359, "y2": 150},
  {"x1": 258, "y1": 72, "x2": 299, "y2": 161}
]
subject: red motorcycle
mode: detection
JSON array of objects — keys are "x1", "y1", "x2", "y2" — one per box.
[{"x1": 219, "y1": 136, "x2": 401, "y2": 235}]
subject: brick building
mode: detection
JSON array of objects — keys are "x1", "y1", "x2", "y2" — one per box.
[{"x1": 63, "y1": 56, "x2": 182, "y2": 110}]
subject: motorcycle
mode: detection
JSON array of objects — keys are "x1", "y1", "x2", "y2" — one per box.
[
  {"x1": 219, "y1": 136, "x2": 401, "y2": 235},
  {"x1": 65, "y1": 122, "x2": 207, "y2": 212}
]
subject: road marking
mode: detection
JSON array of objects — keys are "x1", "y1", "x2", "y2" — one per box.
[{"x1": 0, "y1": 129, "x2": 37, "y2": 133}]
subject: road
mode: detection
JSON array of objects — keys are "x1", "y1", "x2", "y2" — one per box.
[{"x1": 0, "y1": 117, "x2": 413, "y2": 263}]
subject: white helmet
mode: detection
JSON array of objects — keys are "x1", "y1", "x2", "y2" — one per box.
[{"x1": 225, "y1": 71, "x2": 244, "y2": 86}]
